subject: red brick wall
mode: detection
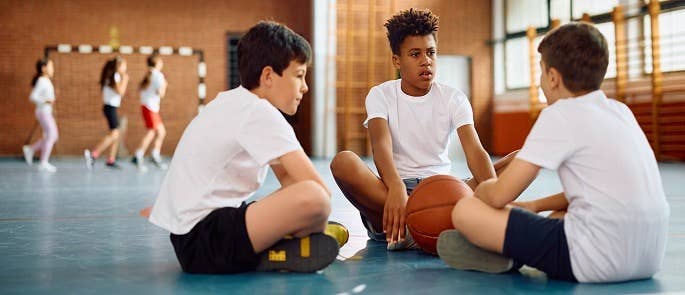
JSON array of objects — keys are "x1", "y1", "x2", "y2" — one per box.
[{"x1": 0, "y1": 0, "x2": 312, "y2": 156}]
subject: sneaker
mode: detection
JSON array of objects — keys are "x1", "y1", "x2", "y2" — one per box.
[
  {"x1": 255, "y1": 233, "x2": 339, "y2": 273},
  {"x1": 324, "y1": 221, "x2": 349, "y2": 247},
  {"x1": 105, "y1": 161, "x2": 122, "y2": 169},
  {"x1": 37, "y1": 162, "x2": 57, "y2": 173},
  {"x1": 83, "y1": 149, "x2": 95, "y2": 170},
  {"x1": 22, "y1": 145, "x2": 34, "y2": 166},
  {"x1": 437, "y1": 230, "x2": 513, "y2": 273},
  {"x1": 387, "y1": 228, "x2": 419, "y2": 251},
  {"x1": 150, "y1": 157, "x2": 168, "y2": 170},
  {"x1": 131, "y1": 155, "x2": 147, "y2": 171},
  {"x1": 360, "y1": 213, "x2": 386, "y2": 242}
]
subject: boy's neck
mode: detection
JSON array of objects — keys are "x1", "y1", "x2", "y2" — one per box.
[
  {"x1": 249, "y1": 86, "x2": 267, "y2": 99},
  {"x1": 400, "y1": 79, "x2": 431, "y2": 97}
]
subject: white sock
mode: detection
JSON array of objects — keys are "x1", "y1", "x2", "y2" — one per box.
[
  {"x1": 152, "y1": 149, "x2": 161, "y2": 161},
  {"x1": 135, "y1": 149, "x2": 144, "y2": 159}
]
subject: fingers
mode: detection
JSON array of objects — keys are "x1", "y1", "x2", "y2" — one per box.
[
  {"x1": 398, "y1": 208, "x2": 406, "y2": 241},
  {"x1": 391, "y1": 209, "x2": 400, "y2": 243},
  {"x1": 383, "y1": 202, "x2": 389, "y2": 235}
]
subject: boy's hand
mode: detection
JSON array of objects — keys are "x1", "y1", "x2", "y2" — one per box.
[
  {"x1": 510, "y1": 200, "x2": 538, "y2": 213},
  {"x1": 383, "y1": 185, "x2": 408, "y2": 243}
]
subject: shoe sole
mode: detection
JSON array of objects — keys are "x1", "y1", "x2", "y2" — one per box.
[
  {"x1": 256, "y1": 233, "x2": 339, "y2": 273},
  {"x1": 437, "y1": 230, "x2": 512, "y2": 273}
]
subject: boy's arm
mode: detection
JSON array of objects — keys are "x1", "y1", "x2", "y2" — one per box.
[
  {"x1": 368, "y1": 118, "x2": 408, "y2": 242},
  {"x1": 457, "y1": 124, "x2": 496, "y2": 184},
  {"x1": 115, "y1": 73, "x2": 129, "y2": 95},
  {"x1": 512, "y1": 192, "x2": 568, "y2": 213},
  {"x1": 270, "y1": 149, "x2": 331, "y2": 196},
  {"x1": 474, "y1": 158, "x2": 540, "y2": 209}
]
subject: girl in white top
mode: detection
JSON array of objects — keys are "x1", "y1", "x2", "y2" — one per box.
[
  {"x1": 84, "y1": 56, "x2": 130, "y2": 169},
  {"x1": 132, "y1": 54, "x2": 167, "y2": 171},
  {"x1": 23, "y1": 58, "x2": 58, "y2": 172}
]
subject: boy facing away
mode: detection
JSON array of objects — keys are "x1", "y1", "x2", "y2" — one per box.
[
  {"x1": 330, "y1": 8, "x2": 517, "y2": 250},
  {"x1": 148, "y1": 21, "x2": 341, "y2": 274},
  {"x1": 437, "y1": 22, "x2": 670, "y2": 283}
]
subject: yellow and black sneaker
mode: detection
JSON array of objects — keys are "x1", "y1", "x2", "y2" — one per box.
[
  {"x1": 256, "y1": 233, "x2": 339, "y2": 273},
  {"x1": 324, "y1": 221, "x2": 349, "y2": 247}
]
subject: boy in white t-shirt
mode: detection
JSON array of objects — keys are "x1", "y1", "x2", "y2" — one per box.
[
  {"x1": 437, "y1": 22, "x2": 670, "y2": 283},
  {"x1": 148, "y1": 21, "x2": 341, "y2": 274},
  {"x1": 330, "y1": 8, "x2": 516, "y2": 250}
]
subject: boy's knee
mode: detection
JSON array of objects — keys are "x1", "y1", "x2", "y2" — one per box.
[
  {"x1": 111, "y1": 130, "x2": 120, "y2": 139},
  {"x1": 330, "y1": 151, "x2": 356, "y2": 176},
  {"x1": 295, "y1": 180, "x2": 331, "y2": 221},
  {"x1": 451, "y1": 197, "x2": 477, "y2": 232}
]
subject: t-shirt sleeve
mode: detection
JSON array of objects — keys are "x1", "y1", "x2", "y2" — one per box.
[
  {"x1": 363, "y1": 87, "x2": 389, "y2": 128},
  {"x1": 152, "y1": 71, "x2": 165, "y2": 90},
  {"x1": 516, "y1": 107, "x2": 574, "y2": 170},
  {"x1": 29, "y1": 78, "x2": 51, "y2": 104},
  {"x1": 450, "y1": 90, "x2": 474, "y2": 129},
  {"x1": 237, "y1": 101, "x2": 303, "y2": 166},
  {"x1": 114, "y1": 72, "x2": 121, "y2": 84}
]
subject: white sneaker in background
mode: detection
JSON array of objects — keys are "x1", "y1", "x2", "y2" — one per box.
[
  {"x1": 83, "y1": 149, "x2": 94, "y2": 170},
  {"x1": 22, "y1": 145, "x2": 34, "y2": 166},
  {"x1": 37, "y1": 162, "x2": 57, "y2": 173}
]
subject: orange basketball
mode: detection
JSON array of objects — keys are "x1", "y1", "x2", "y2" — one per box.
[{"x1": 406, "y1": 175, "x2": 473, "y2": 255}]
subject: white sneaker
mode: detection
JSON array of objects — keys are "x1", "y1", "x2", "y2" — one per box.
[
  {"x1": 83, "y1": 149, "x2": 94, "y2": 170},
  {"x1": 151, "y1": 157, "x2": 168, "y2": 170},
  {"x1": 22, "y1": 145, "x2": 34, "y2": 166},
  {"x1": 37, "y1": 162, "x2": 57, "y2": 173}
]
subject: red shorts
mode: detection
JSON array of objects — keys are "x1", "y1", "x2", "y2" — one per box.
[{"x1": 141, "y1": 106, "x2": 162, "y2": 129}]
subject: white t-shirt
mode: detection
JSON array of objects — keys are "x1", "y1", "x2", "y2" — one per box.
[
  {"x1": 517, "y1": 90, "x2": 670, "y2": 283},
  {"x1": 149, "y1": 86, "x2": 302, "y2": 235},
  {"x1": 103, "y1": 73, "x2": 122, "y2": 107},
  {"x1": 363, "y1": 79, "x2": 473, "y2": 178},
  {"x1": 29, "y1": 76, "x2": 55, "y2": 114},
  {"x1": 140, "y1": 69, "x2": 165, "y2": 112}
]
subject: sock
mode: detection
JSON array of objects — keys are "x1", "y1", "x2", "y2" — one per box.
[
  {"x1": 106, "y1": 157, "x2": 115, "y2": 164},
  {"x1": 91, "y1": 150, "x2": 100, "y2": 158},
  {"x1": 152, "y1": 149, "x2": 161, "y2": 161},
  {"x1": 135, "y1": 149, "x2": 144, "y2": 159}
]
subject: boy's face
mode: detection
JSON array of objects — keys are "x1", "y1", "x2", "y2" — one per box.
[
  {"x1": 267, "y1": 61, "x2": 308, "y2": 115},
  {"x1": 393, "y1": 34, "x2": 436, "y2": 95}
]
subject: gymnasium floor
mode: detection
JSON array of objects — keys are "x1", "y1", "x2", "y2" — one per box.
[{"x1": 1, "y1": 156, "x2": 684, "y2": 294}]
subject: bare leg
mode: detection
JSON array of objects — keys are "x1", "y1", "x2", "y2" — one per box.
[
  {"x1": 451, "y1": 196, "x2": 511, "y2": 254},
  {"x1": 330, "y1": 151, "x2": 388, "y2": 232},
  {"x1": 93, "y1": 129, "x2": 119, "y2": 156},
  {"x1": 136, "y1": 130, "x2": 156, "y2": 153},
  {"x1": 548, "y1": 210, "x2": 566, "y2": 219},
  {"x1": 245, "y1": 180, "x2": 331, "y2": 252},
  {"x1": 152, "y1": 124, "x2": 166, "y2": 153}
]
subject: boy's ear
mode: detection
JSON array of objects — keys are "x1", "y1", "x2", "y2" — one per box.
[
  {"x1": 259, "y1": 66, "x2": 275, "y2": 88},
  {"x1": 392, "y1": 54, "x2": 401, "y2": 70},
  {"x1": 548, "y1": 66, "x2": 562, "y2": 91}
]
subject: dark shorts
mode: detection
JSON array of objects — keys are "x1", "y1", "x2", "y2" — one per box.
[
  {"x1": 103, "y1": 105, "x2": 119, "y2": 130},
  {"x1": 170, "y1": 202, "x2": 259, "y2": 274},
  {"x1": 503, "y1": 207, "x2": 577, "y2": 282}
]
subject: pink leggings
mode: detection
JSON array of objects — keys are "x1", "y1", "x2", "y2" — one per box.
[{"x1": 30, "y1": 111, "x2": 59, "y2": 163}]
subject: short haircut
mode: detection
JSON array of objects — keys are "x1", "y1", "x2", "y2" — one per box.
[
  {"x1": 537, "y1": 22, "x2": 609, "y2": 93},
  {"x1": 238, "y1": 21, "x2": 312, "y2": 90},
  {"x1": 384, "y1": 8, "x2": 439, "y2": 55}
]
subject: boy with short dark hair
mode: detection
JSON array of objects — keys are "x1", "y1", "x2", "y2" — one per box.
[
  {"x1": 437, "y1": 22, "x2": 670, "y2": 283},
  {"x1": 148, "y1": 21, "x2": 342, "y2": 274}
]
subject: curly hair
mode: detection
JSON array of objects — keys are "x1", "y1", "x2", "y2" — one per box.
[{"x1": 384, "y1": 8, "x2": 439, "y2": 55}]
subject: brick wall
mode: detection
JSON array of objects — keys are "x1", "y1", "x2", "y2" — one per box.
[{"x1": 0, "y1": 0, "x2": 312, "y2": 156}]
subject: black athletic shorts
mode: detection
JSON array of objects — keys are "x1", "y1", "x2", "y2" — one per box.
[
  {"x1": 503, "y1": 207, "x2": 577, "y2": 282},
  {"x1": 170, "y1": 202, "x2": 259, "y2": 274},
  {"x1": 103, "y1": 105, "x2": 119, "y2": 130}
]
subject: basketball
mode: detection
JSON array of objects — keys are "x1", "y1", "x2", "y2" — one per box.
[{"x1": 406, "y1": 175, "x2": 473, "y2": 255}]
